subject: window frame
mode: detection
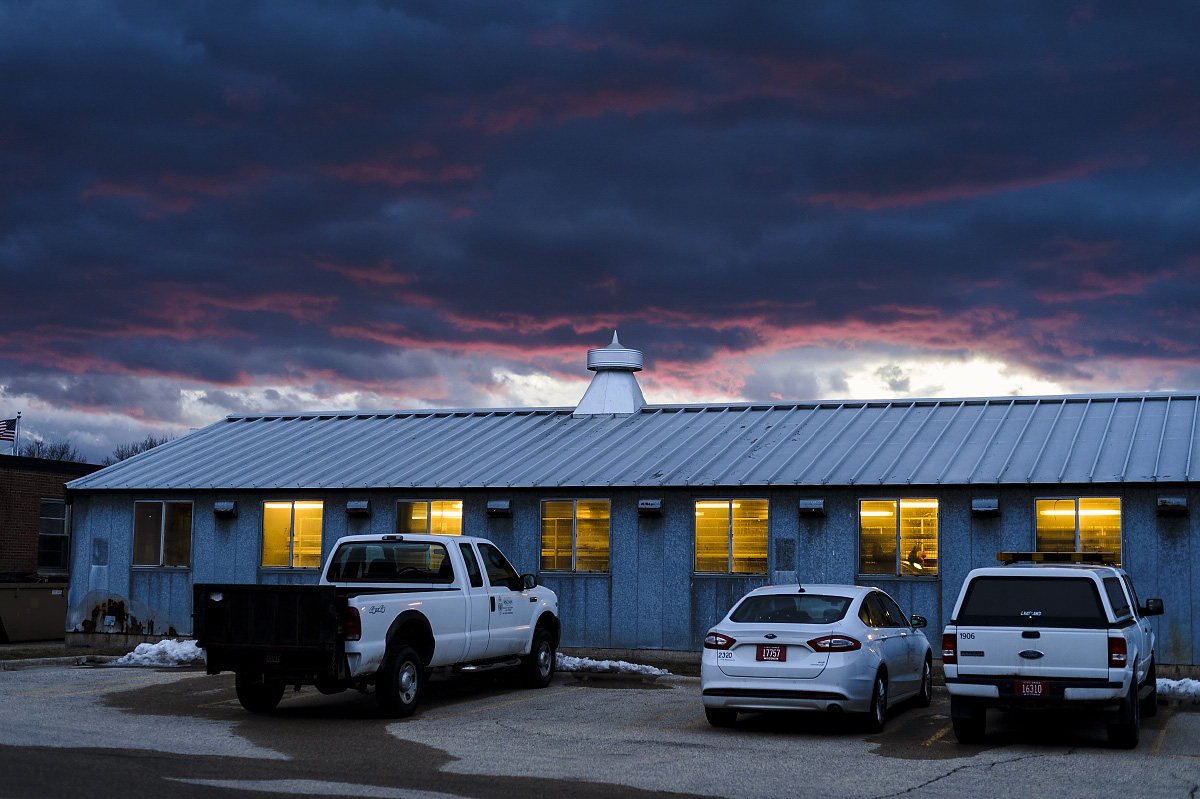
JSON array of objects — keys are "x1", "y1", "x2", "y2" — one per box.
[
  {"x1": 856, "y1": 498, "x2": 939, "y2": 579},
  {"x1": 260, "y1": 500, "x2": 324, "y2": 569},
  {"x1": 37, "y1": 498, "x2": 69, "y2": 573},
  {"x1": 693, "y1": 498, "x2": 769, "y2": 575},
  {"x1": 131, "y1": 500, "x2": 193, "y2": 569},
  {"x1": 395, "y1": 499, "x2": 464, "y2": 536},
  {"x1": 1033, "y1": 496, "x2": 1122, "y2": 561},
  {"x1": 539, "y1": 498, "x2": 611, "y2": 573}
]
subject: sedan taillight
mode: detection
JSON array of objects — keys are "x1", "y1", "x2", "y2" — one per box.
[
  {"x1": 344, "y1": 606, "x2": 362, "y2": 642},
  {"x1": 942, "y1": 632, "x2": 957, "y2": 665},
  {"x1": 807, "y1": 635, "x2": 862, "y2": 652},
  {"x1": 1108, "y1": 636, "x2": 1127, "y2": 668},
  {"x1": 703, "y1": 632, "x2": 736, "y2": 650}
]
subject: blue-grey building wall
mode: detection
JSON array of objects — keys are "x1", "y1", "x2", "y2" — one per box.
[{"x1": 65, "y1": 484, "x2": 1195, "y2": 665}]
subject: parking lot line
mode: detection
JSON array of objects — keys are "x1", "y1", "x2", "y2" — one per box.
[
  {"x1": 922, "y1": 726, "x2": 950, "y2": 746},
  {"x1": 664, "y1": 714, "x2": 709, "y2": 732},
  {"x1": 13, "y1": 672, "x2": 201, "y2": 698},
  {"x1": 1149, "y1": 707, "x2": 1173, "y2": 757},
  {"x1": 423, "y1": 686, "x2": 587, "y2": 721}
]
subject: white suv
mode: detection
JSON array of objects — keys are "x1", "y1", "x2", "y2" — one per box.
[{"x1": 942, "y1": 552, "x2": 1163, "y2": 748}]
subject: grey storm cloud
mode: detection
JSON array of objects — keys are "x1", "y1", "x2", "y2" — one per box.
[{"x1": 3, "y1": 0, "x2": 1200, "y2": 458}]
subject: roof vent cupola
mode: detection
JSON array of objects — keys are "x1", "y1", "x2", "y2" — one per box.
[{"x1": 574, "y1": 332, "x2": 646, "y2": 416}]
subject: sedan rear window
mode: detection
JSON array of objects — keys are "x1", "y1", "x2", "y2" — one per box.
[
  {"x1": 326, "y1": 541, "x2": 454, "y2": 584},
  {"x1": 956, "y1": 576, "x2": 1107, "y2": 628},
  {"x1": 729, "y1": 594, "x2": 852, "y2": 625}
]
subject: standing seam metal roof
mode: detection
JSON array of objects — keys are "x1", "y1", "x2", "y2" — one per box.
[{"x1": 67, "y1": 394, "x2": 1200, "y2": 491}]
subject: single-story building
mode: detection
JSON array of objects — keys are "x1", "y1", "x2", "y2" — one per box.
[
  {"x1": 64, "y1": 337, "x2": 1200, "y2": 664},
  {"x1": 1, "y1": 454, "x2": 101, "y2": 642}
]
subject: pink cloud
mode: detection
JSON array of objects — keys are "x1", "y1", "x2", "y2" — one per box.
[{"x1": 324, "y1": 161, "x2": 478, "y2": 186}]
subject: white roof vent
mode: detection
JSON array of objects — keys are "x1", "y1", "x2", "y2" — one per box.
[{"x1": 574, "y1": 331, "x2": 646, "y2": 416}]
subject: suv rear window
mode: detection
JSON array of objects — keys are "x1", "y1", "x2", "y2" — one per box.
[
  {"x1": 956, "y1": 576, "x2": 1108, "y2": 628},
  {"x1": 326, "y1": 541, "x2": 454, "y2": 584},
  {"x1": 730, "y1": 594, "x2": 852, "y2": 625}
]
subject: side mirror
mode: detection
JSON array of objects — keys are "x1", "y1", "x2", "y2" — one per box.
[
  {"x1": 1143, "y1": 598, "x2": 1164, "y2": 616},
  {"x1": 910, "y1": 614, "x2": 928, "y2": 629},
  {"x1": 521, "y1": 573, "x2": 538, "y2": 590}
]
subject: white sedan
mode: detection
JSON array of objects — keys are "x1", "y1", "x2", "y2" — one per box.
[{"x1": 701, "y1": 584, "x2": 933, "y2": 731}]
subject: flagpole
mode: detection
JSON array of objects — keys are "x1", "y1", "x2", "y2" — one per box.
[{"x1": 13, "y1": 412, "x2": 19, "y2": 456}]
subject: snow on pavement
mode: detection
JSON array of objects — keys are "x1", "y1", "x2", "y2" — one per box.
[
  {"x1": 112, "y1": 639, "x2": 205, "y2": 666},
  {"x1": 554, "y1": 653, "x2": 669, "y2": 675}
]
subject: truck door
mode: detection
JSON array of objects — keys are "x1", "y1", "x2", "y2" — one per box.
[
  {"x1": 476, "y1": 541, "x2": 527, "y2": 658},
  {"x1": 458, "y1": 542, "x2": 490, "y2": 661}
]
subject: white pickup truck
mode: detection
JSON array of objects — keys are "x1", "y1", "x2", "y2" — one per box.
[
  {"x1": 941, "y1": 552, "x2": 1163, "y2": 748},
  {"x1": 194, "y1": 533, "x2": 560, "y2": 717}
]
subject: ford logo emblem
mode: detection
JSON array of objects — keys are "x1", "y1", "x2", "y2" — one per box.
[
  {"x1": 764, "y1": 633, "x2": 777, "y2": 640},
  {"x1": 1018, "y1": 649, "x2": 1044, "y2": 660}
]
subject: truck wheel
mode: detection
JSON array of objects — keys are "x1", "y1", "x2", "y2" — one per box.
[
  {"x1": 519, "y1": 627, "x2": 556, "y2": 689},
  {"x1": 235, "y1": 671, "x2": 284, "y2": 713},
  {"x1": 950, "y1": 697, "x2": 985, "y2": 743},
  {"x1": 377, "y1": 645, "x2": 424, "y2": 718},
  {"x1": 863, "y1": 671, "x2": 887, "y2": 733},
  {"x1": 1140, "y1": 658, "x2": 1158, "y2": 718},
  {"x1": 1108, "y1": 678, "x2": 1141, "y2": 749},
  {"x1": 705, "y1": 708, "x2": 737, "y2": 728},
  {"x1": 915, "y1": 657, "x2": 933, "y2": 707}
]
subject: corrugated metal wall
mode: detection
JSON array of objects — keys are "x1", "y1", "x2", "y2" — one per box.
[{"x1": 66, "y1": 484, "x2": 1197, "y2": 665}]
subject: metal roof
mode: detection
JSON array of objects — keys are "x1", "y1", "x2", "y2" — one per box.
[{"x1": 68, "y1": 393, "x2": 1200, "y2": 491}]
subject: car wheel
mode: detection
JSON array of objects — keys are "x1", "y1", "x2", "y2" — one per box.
[
  {"x1": 520, "y1": 627, "x2": 556, "y2": 689},
  {"x1": 950, "y1": 697, "x2": 985, "y2": 744},
  {"x1": 705, "y1": 707, "x2": 738, "y2": 728},
  {"x1": 377, "y1": 645, "x2": 424, "y2": 718},
  {"x1": 915, "y1": 657, "x2": 933, "y2": 708},
  {"x1": 1140, "y1": 658, "x2": 1158, "y2": 718},
  {"x1": 864, "y1": 672, "x2": 887, "y2": 733},
  {"x1": 234, "y1": 671, "x2": 284, "y2": 713},
  {"x1": 1108, "y1": 676, "x2": 1141, "y2": 749}
]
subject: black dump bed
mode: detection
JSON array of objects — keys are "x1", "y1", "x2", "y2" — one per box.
[{"x1": 193, "y1": 584, "x2": 345, "y2": 681}]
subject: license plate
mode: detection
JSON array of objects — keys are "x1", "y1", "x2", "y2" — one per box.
[
  {"x1": 756, "y1": 645, "x2": 786, "y2": 662},
  {"x1": 1015, "y1": 679, "x2": 1047, "y2": 697}
]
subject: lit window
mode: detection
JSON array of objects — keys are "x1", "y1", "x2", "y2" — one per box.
[
  {"x1": 397, "y1": 500, "x2": 463, "y2": 535},
  {"x1": 859, "y1": 499, "x2": 938, "y2": 577},
  {"x1": 694, "y1": 499, "x2": 767, "y2": 574},
  {"x1": 38, "y1": 499, "x2": 69, "y2": 572},
  {"x1": 1036, "y1": 497, "x2": 1121, "y2": 562},
  {"x1": 541, "y1": 500, "x2": 610, "y2": 572},
  {"x1": 262, "y1": 501, "x2": 323, "y2": 568},
  {"x1": 133, "y1": 501, "x2": 192, "y2": 567}
]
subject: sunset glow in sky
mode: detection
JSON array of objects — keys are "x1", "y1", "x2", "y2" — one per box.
[{"x1": 3, "y1": 2, "x2": 1200, "y2": 462}]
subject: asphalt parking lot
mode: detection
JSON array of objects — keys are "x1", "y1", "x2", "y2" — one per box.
[{"x1": 1, "y1": 663, "x2": 1198, "y2": 799}]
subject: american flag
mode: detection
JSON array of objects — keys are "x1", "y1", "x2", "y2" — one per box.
[{"x1": 0, "y1": 418, "x2": 16, "y2": 442}]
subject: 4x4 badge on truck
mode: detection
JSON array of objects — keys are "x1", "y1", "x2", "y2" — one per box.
[{"x1": 1018, "y1": 649, "x2": 1044, "y2": 659}]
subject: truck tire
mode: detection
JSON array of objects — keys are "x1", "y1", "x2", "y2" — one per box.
[
  {"x1": 377, "y1": 645, "x2": 424, "y2": 718},
  {"x1": 950, "y1": 697, "x2": 985, "y2": 744},
  {"x1": 863, "y1": 671, "x2": 887, "y2": 733},
  {"x1": 1140, "y1": 658, "x2": 1158, "y2": 718},
  {"x1": 235, "y1": 671, "x2": 285, "y2": 713},
  {"x1": 1107, "y1": 678, "x2": 1141, "y2": 749},
  {"x1": 519, "y1": 627, "x2": 556, "y2": 688}
]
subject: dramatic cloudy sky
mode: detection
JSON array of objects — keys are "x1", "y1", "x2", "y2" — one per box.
[{"x1": 3, "y1": 2, "x2": 1200, "y2": 462}]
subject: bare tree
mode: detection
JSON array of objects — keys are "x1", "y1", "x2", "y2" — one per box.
[
  {"x1": 19, "y1": 439, "x2": 87, "y2": 462},
  {"x1": 102, "y1": 433, "x2": 174, "y2": 466}
]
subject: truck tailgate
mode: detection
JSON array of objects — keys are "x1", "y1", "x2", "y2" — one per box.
[
  {"x1": 954, "y1": 627, "x2": 1109, "y2": 679},
  {"x1": 194, "y1": 584, "x2": 343, "y2": 678}
]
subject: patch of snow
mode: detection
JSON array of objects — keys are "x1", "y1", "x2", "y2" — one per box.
[
  {"x1": 555, "y1": 653, "x2": 669, "y2": 676},
  {"x1": 113, "y1": 639, "x2": 205, "y2": 667},
  {"x1": 1158, "y1": 678, "x2": 1200, "y2": 698}
]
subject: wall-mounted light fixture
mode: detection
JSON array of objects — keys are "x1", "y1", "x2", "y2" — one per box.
[
  {"x1": 486, "y1": 500, "x2": 512, "y2": 518},
  {"x1": 1158, "y1": 496, "x2": 1188, "y2": 516},
  {"x1": 213, "y1": 501, "x2": 237, "y2": 518},
  {"x1": 637, "y1": 498, "x2": 663, "y2": 517},
  {"x1": 346, "y1": 500, "x2": 371, "y2": 517},
  {"x1": 971, "y1": 498, "x2": 1000, "y2": 517},
  {"x1": 798, "y1": 499, "x2": 826, "y2": 516}
]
